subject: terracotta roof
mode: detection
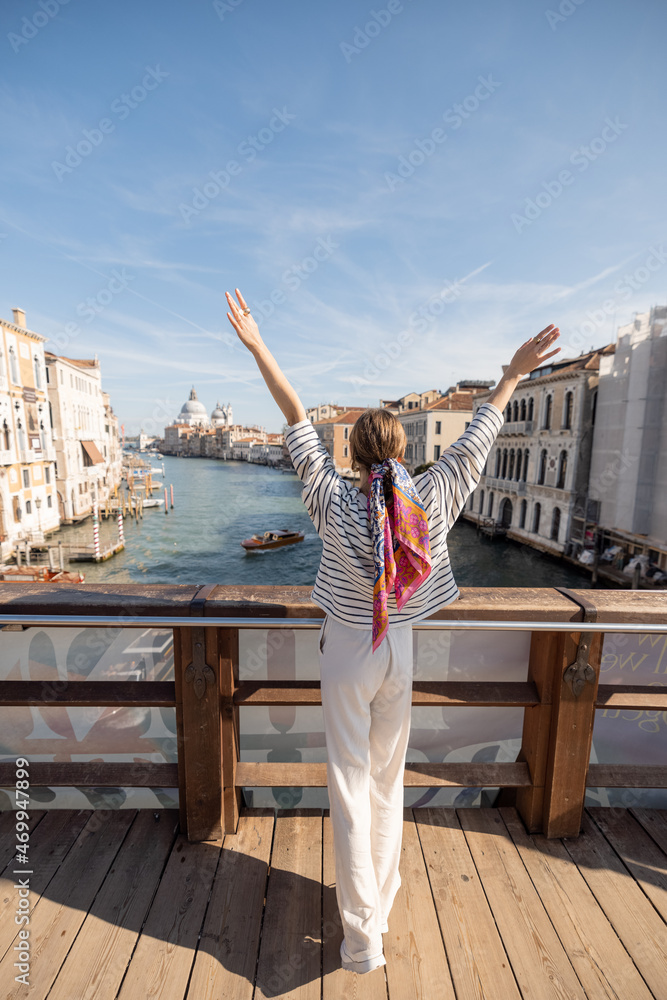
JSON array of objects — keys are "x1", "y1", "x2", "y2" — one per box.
[
  {"x1": 45, "y1": 353, "x2": 99, "y2": 368},
  {"x1": 425, "y1": 396, "x2": 475, "y2": 412},
  {"x1": 313, "y1": 409, "x2": 366, "y2": 426}
]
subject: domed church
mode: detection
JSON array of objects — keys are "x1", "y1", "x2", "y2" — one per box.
[
  {"x1": 211, "y1": 401, "x2": 233, "y2": 428},
  {"x1": 176, "y1": 387, "x2": 210, "y2": 428}
]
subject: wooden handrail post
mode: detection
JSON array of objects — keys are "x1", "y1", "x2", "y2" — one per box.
[
  {"x1": 178, "y1": 622, "x2": 224, "y2": 841},
  {"x1": 173, "y1": 626, "x2": 187, "y2": 836},
  {"x1": 220, "y1": 626, "x2": 243, "y2": 833},
  {"x1": 541, "y1": 628, "x2": 604, "y2": 837},
  {"x1": 515, "y1": 629, "x2": 563, "y2": 832}
]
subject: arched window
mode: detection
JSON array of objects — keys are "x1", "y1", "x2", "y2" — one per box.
[
  {"x1": 17, "y1": 420, "x2": 26, "y2": 452},
  {"x1": 40, "y1": 421, "x2": 48, "y2": 452},
  {"x1": 551, "y1": 506, "x2": 561, "y2": 541},
  {"x1": 522, "y1": 449, "x2": 529, "y2": 482},
  {"x1": 520, "y1": 498, "x2": 527, "y2": 529},
  {"x1": 538, "y1": 448, "x2": 547, "y2": 485},
  {"x1": 563, "y1": 391, "x2": 573, "y2": 429},
  {"x1": 33, "y1": 356, "x2": 41, "y2": 390},
  {"x1": 512, "y1": 400, "x2": 519, "y2": 421},
  {"x1": 528, "y1": 397, "x2": 534, "y2": 421},
  {"x1": 2, "y1": 420, "x2": 10, "y2": 451},
  {"x1": 495, "y1": 449, "x2": 501, "y2": 477},
  {"x1": 488, "y1": 492, "x2": 494, "y2": 517},
  {"x1": 505, "y1": 404, "x2": 512, "y2": 422},
  {"x1": 479, "y1": 489, "x2": 485, "y2": 514},
  {"x1": 520, "y1": 398, "x2": 526, "y2": 421},
  {"x1": 516, "y1": 449, "x2": 522, "y2": 481},
  {"x1": 501, "y1": 448, "x2": 508, "y2": 478},
  {"x1": 543, "y1": 394, "x2": 552, "y2": 430},
  {"x1": 9, "y1": 346, "x2": 19, "y2": 384},
  {"x1": 532, "y1": 502, "x2": 541, "y2": 534},
  {"x1": 557, "y1": 450, "x2": 567, "y2": 489},
  {"x1": 508, "y1": 448, "x2": 515, "y2": 480}
]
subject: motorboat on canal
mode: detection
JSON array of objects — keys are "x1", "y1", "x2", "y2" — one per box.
[{"x1": 240, "y1": 529, "x2": 305, "y2": 552}]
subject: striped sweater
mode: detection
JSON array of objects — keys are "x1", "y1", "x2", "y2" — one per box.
[{"x1": 284, "y1": 402, "x2": 505, "y2": 628}]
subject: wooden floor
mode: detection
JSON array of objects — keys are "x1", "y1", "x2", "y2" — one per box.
[{"x1": 1, "y1": 806, "x2": 666, "y2": 999}]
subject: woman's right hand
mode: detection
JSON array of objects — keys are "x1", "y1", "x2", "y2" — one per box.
[
  {"x1": 507, "y1": 324, "x2": 561, "y2": 377},
  {"x1": 225, "y1": 288, "x2": 264, "y2": 353}
]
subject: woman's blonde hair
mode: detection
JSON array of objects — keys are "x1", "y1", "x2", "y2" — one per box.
[{"x1": 349, "y1": 408, "x2": 406, "y2": 473}]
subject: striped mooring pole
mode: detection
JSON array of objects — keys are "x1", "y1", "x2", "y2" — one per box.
[
  {"x1": 117, "y1": 508, "x2": 125, "y2": 545},
  {"x1": 170, "y1": 483, "x2": 174, "y2": 508},
  {"x1": 93, "y1": 503, "x2": 101, "y2": 560}
]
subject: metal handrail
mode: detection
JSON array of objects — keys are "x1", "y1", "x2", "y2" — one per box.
[{"x1": 0, "y1": 614, "x2": 665, "y2": 632}]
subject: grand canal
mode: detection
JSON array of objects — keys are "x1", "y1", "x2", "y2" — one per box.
[{"x1": 53, "y1": 454, "x2": 594, "y2": 589}]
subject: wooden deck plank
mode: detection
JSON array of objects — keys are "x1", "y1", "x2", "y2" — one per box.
[
  {"x1": 458, "y1": 808, "x2": 586, "y2": 999},
  {"x1": 0, "y1": 809, "x2": 91, "y2": 961},
  {"x1": 46, "y1": 810, "x2": 179, "y2": 1000},
  {"x1": 186, "y1": 808, "x2": 274, "y2": 1000},
  {"x1": 631, "y1": 808, "x2": 667, "y2": 857},
  {"x1": 254, "y1": 809, "x2": 322, "y2": 1000},
  {"x1": 382, "y1": 809, "x2": 455, "y2": 1000},
  {"x1": 587, "y1": 807, "x2": 667, "y2": 922},
  {"x1": 415, "y1": 807, "x2": 521, "y2": 1000},
  {"x1": 116, "y1": 825, "x2": 222, "y2": 1000},
  {"x1": 0, "y1": 809, "x2": 45, "y2": 873},
  {"x1": 500, "y1": 807, "x2": 654, "y2": 1000},
  {"x1": 322, "y1": 811, "x2": 387, "y2": 999},
  {"x1": 561, "y1": 810, "x2": 667, "y2": 998},
  {"x1": 2, "y1": 809, "x2": 136, "y2": 999}
]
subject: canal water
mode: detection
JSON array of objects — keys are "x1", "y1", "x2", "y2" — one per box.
[{"x1": 53, "y1": 455, "x2": 593, "y2": 589}]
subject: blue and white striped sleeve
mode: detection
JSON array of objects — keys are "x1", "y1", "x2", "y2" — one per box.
[
  {"x1": 284, "y1": 419, "x2": 343, "y2": 539},
  {"x1": 415, "y1": 402, "x2": 504, "y2": 532}
]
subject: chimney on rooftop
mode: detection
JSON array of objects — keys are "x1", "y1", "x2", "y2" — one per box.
[{"x1": 12, "y1": 308, "x2": 26, "y2": 328}]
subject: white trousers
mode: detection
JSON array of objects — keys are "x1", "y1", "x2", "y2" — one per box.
[{"x1": 318, "y1": 613, "x2": 414, "y2": 974}]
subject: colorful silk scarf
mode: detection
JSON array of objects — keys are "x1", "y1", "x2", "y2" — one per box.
[{"x1": 366, "y1": 458, "x2": 432, "y2": 652}]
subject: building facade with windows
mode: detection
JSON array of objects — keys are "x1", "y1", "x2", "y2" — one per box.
[
  {"x1": 0, "y1": 308, "x2": 59, "y2": 559},
  {"x1": 312, "y1": 409, "x2": 366, "y2": 477},
  {"x1": 466, "y1": 345, "x2": 615, "y2": 554},
  {"x1": 588, "y1": 305, "x2": 667, "y2": 568},
  {"x1": 45, "y1": 352, "x2": 122, "y2": 523},
  {"x1": 393, "y1": 387, "x2": 489, "y2": 474}
]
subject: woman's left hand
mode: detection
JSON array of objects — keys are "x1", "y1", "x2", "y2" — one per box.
[{"x1": 226, "y1": 288, "x2": 263, "y2": 352}]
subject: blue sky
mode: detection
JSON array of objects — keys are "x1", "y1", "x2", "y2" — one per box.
[{"x1": 1, "y1": 0, "x2": 665, "y2": 435}]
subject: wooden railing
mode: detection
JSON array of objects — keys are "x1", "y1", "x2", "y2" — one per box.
[{"x1": 0, "y1": 583, "x2": 666, "y2": 841}]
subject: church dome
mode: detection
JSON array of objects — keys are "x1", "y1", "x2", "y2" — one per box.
[{"x1": 177, "y1": 387, "x2": 210, "y2": 426}]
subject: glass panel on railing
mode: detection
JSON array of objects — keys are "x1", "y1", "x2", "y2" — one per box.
[
  {"x1": 239, "y1": 626, "x2": 530, "y2": 808},
  {"x1": 587, "y1": 629, "x2": 667, "y2": 809},
  {"x1": 0, "y1": 627, "x2": 177, "y2": 811}
]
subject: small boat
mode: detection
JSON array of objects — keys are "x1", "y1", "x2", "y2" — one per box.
[
  {"x1": 0, "y1": 566, "x2": 85, "y2": 583},
  {"x1": 241, "y1": 529, "x2": 305, "y2": 552},
  {"x1": 142, "y1": 497, "x2": 165, "y2": 508}
]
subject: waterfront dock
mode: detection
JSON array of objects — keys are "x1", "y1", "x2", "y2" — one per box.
[{"x1": 0, "y1": 584, "x2": 665, "y2": 998}]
